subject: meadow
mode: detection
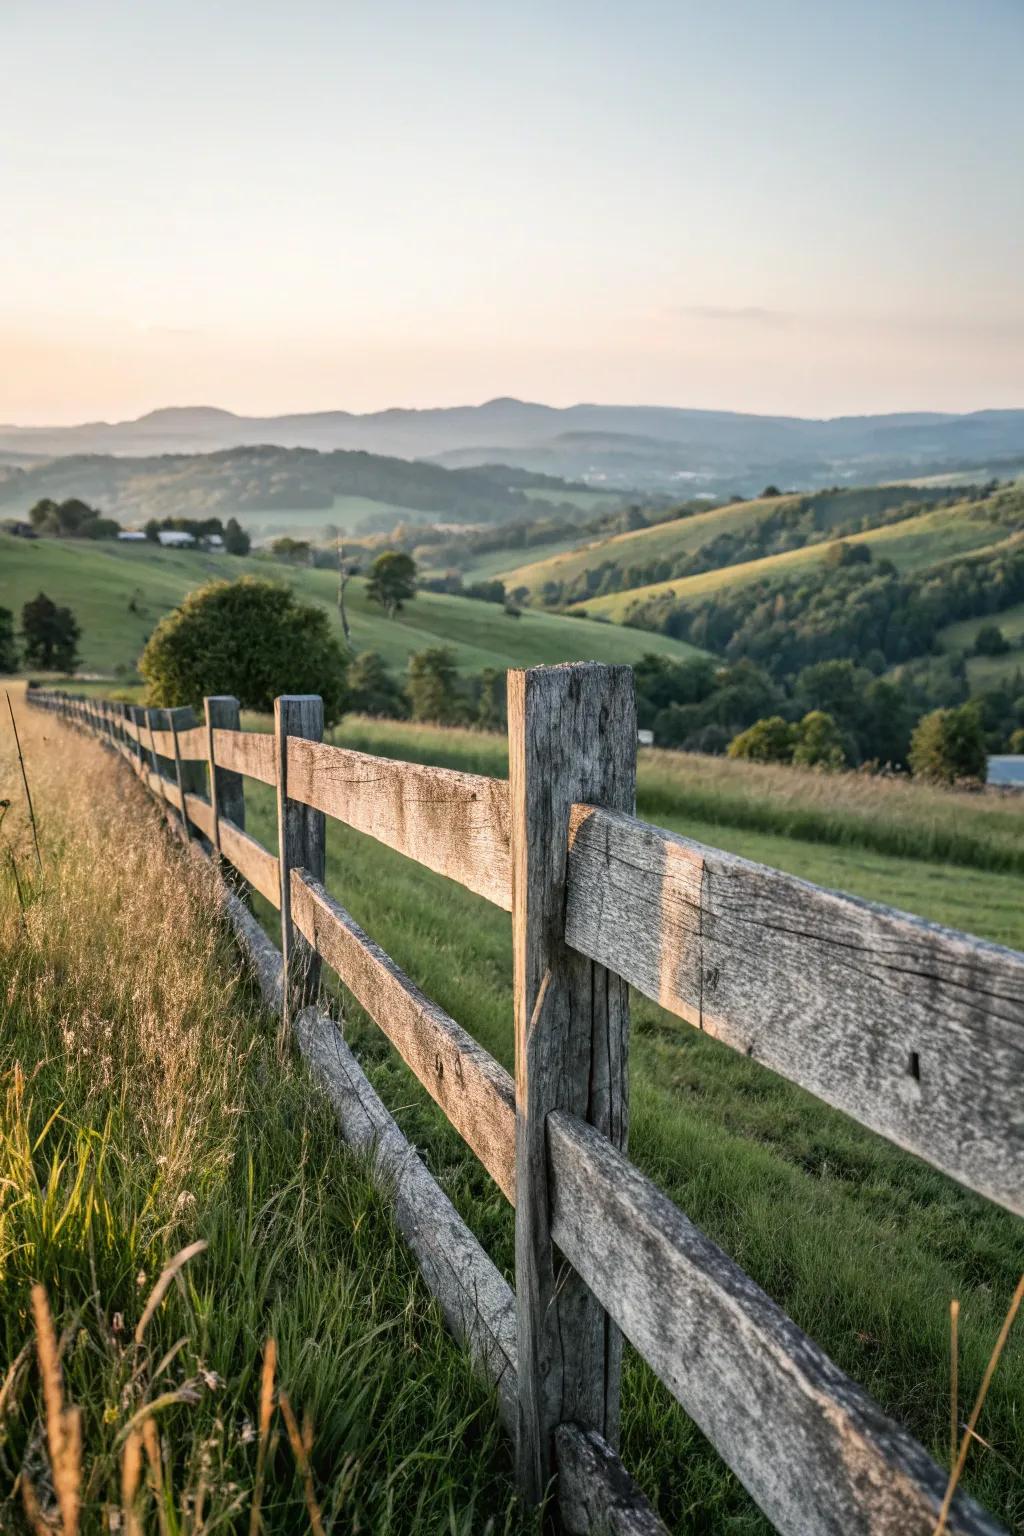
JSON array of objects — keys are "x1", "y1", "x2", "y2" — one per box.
[
  {"x1": 939, "y1": 601, "x2": 1024, "y2": 690},
  {"x1": 0, "y1": 532, "x2": 705, "y2": 678},
  {"x1": 0, "y1": 701, "x2": 529, "y2": 1532}
]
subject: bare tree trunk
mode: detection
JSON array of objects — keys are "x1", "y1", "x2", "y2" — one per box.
[{"x1": 336, "y1": 538, "x2": 354, "y2": 652}]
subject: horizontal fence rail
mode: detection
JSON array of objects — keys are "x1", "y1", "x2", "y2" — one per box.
[
  {"x1": 564, "y1": 806, "x2": 1024, "y2": 1217},
  {"x1": 27, "y1": 679, "x2": 1018, "y2": 1536}
]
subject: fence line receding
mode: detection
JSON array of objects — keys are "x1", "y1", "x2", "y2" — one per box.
[{"x1": 28, "y1": 674, "x2": 1022, "y2": 1536}]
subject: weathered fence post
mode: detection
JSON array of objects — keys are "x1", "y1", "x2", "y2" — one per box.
[
  {"x1": 129, "y1": 705, "x2": 147, "y2": 776},
  {"x1": 508, "y1": 662, "x2": 637, "y2": 1506},
  {"x1": 275, "y1": 695, "x2": 325, "y2": 1021},
  {"x1": 166, "y1": 705, "x2": 202, "y2": 844},
  {"x1": 204, "y1": 696, "x2": 246, "y2": 852}
]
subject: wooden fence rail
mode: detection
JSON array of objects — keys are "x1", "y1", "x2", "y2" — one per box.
[{"x1": 27, "y1": 674, "x2": 1021, "y2": 1536}]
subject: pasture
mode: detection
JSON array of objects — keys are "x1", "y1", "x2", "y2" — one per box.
[{"x1": 0, "y1": 532, "x2": 706, "y2": 677}]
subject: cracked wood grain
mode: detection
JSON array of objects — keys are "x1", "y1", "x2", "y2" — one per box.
[
  {"x1": 285, "y1": 736, "x2": 512, "y2": 909},
  {"x1": 510, "y1": 663, "x2": 637, "y2": 1504},
  {"x1": 565, "y1": 807, "x2": 1024, "y2": 1215}
]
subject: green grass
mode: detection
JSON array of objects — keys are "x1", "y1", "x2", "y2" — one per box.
[
  {"x1": 0, "y1": 699, "x2": 528, "y2": 1532},
  {"x1": 497, "y1": 494, "x2": 790, "y2": 593},
  {"x1": 573, "y1": 500, "x2": 1012, "y2": 621},
  {"x1": 0, "y1": 532, "x2": 706, "y2": 677},
  {"x1": 460, "y1": 533, "x2": 592, "y2": 582},
  {"x1": 230, "y1": 714, "x2": 1024, "y2": 1531},
  {"x1": 937, "y1": 603, "x2": 1024, "y2": 691}
]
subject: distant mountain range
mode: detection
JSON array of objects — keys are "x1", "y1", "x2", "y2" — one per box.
[{"x1": 2, "y1": 399, "x2": 1023, "y2": 494}]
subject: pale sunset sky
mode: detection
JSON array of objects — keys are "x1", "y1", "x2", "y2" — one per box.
[{"x1": 1, "y1": 0, "x2": 1021, "y2": 423}]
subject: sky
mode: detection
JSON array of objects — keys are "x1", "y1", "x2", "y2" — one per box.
[{"x1": 1, "y1": 0, "x2": 1022, "y2": 423}]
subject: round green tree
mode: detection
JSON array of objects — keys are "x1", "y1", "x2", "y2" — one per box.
[
  {"x1": 140, "y1": 577, "x2": 348, "y2": 723},
  {"x1": 726, "y1": 715, "x2": 796, "y2": 764},
  {"x1": 908, "y1": 704, "x2": 987, "y2": 785},
  {"x1": 366, "y1": 551, "x2": 417, "y2": 617},
  {"x1": 792, "y1": 710, "x2": 847, "y2": 770}
]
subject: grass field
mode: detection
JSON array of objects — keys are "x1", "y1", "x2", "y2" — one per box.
[
  {"x1": 937, "y1": 602, "x2": 1024, "y2": 690},
  {"x1": 0, "y1": 532, "x2": 706, "y2": 677},
  {"x1": 460, "y1": 533, "x2": 593, "y2": 581},
  {"x1": 573, "y1": 499, "x2": 1012, "y2": 621},
  {"x1": 496, "y1": 494, "x2": 791, "y2": 593},
  {"x1": 230, "y1": 713, "x2": 1024, "y2": 1530},
  {"x1": 0, "y1": 701, "x2": 528, "y2": 1532}
]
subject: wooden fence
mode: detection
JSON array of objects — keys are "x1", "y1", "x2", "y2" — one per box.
[{"x1": 27, "y1": 670, "x2": 1023, "y2": 1536}]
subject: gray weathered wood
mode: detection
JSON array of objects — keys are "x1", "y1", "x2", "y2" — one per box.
[
  {"x1": 555, "y1": 1425, "x2": 669, "y2": 1536},
  {"x1": 204, "y1": 697, "x2": 246, "y2": 855},
  {"x1": 128, "y1": 705, "x2": 147, "y2": 771},
  {"x1": 547, "y1": 1109, "x2": 1003, "y2": 1536},
  {"x1": 206, "y1": 851, "x2": 284, "y2": 1015},
  {"x1": 219, "y1": 818, "x2": 280, "y2": 908},
  {"x1": 172, "y1": 724, "x2": 207, "y2": 760},
  {"x1": 292, "y1": 1005, "x2": 519, "y2": 1431},
  {"x1": 275, "y1": 696, "x2": 325, "y2": 1018},
  {"x1": 508, "y1": 663, "x2": 637, "y2": 1503},
  {"x1": 290, "y1": 869, "x2": 516, "y2": 1201},
  {"x1": 166, "y1": 706, "x2": 201, "y2": 844},
  {"x1": 183, "y1": 791, "x2": 215, "y2": 843},
  {"x1": 211, "y1": 726, "x2": 276, "y2": 786},
  {"x1": 564, "y1": 807, "x2": 1024, "y2": 1217},
  {"x1": 285, "y1": 738, "x2": 511, "y2": 908}
]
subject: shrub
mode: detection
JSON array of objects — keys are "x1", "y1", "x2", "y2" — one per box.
[
  {"x1": 824, "y1": 540, "x2": 871, "y2": 568},
  {"x1": 792, "y1": 710, "x2": 847, "y2": 770},
  {"x1": 0, "y1": 607, "x2": 17, "y2": 672},
  {"x1": 347, "y1": 650, "x2": 407, "y2": 718},
  {"x1": 140, "y1": 577, "x2": 348, "y2": 723},
  {"x1": 20, "y1": 592, "x2": 81, "y2": 672},
  {"x1": 727, "y1": 715, "x2": 796, "y2": 764},
  {"x1": 908, "y1": 704, "x2": 987, "y2": 784},
  {"x1": 973, "y1": 623, "x2": 1010, "y2": 657},
  {"x1": 1009, "y1": 727, "x2": 1024, "y2": 754},
  {"x1": 407, "y1": 646, "x2": 463, "y2": 724},
  {"x1": 223, "y1": 516, "x2": 251, "y2": 555}
]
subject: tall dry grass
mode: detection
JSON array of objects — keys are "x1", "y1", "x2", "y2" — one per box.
[{"x1": 0, "y1": 691, "x2": 525, "y2": 1533}]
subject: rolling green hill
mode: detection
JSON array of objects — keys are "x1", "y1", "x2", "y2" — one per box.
[
  {"x1": 497, "y1": 493, "x2": 787, "y2": 593},
  {"x1": 0, "y1": 533, "x2": 705, "y2": 676},
  {"x1": 496, "y1": 484, "x2": 972, "y2": 602},
  {"x1": 572, "y1": 499, "x2": 1012, "y2": 621}
]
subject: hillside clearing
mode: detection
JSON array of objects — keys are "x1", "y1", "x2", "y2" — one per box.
[{"x1": 0, "y1": 696, "x2": 526, "y2": 1532}]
